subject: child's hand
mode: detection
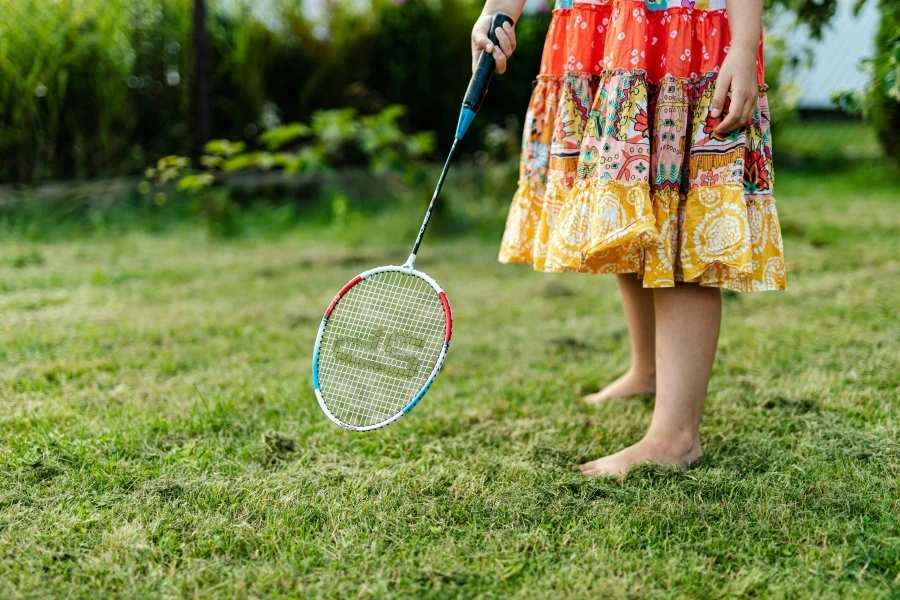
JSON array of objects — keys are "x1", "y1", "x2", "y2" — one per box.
[
  {"x1": 471, "y1": 15, "x2": 516, "y2": 74},
  {"x1": 711, "y1": 48, "x2": 759, "y2": 135}
]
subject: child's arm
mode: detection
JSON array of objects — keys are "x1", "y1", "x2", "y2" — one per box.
[
  {"x1": 471, "y1": 0, "x2": 527, "y2": 74},
  {"x1": 713, "y1": 0, "x2": 764, "y2": 134}
]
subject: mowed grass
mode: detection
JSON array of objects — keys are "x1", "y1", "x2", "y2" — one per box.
[{"x1": 1, "y1": 162, "x2": 899, "y2": 599}]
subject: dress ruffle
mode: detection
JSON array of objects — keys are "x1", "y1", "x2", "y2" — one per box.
[{"x1": 498, "y1": 0, "x2": 786, "y2": 292}]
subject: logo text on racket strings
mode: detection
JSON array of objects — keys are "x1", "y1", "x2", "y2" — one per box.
[{"x1": 332, "y1": 327, "x2": 426, "y2": 378}]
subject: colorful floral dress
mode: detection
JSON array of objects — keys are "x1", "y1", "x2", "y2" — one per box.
[{"x1": 499, "y1": 0, "x2": 786, "y2": 292}]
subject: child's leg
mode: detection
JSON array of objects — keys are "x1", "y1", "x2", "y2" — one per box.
[
  {"x1": 582, "y1": 274, "x2": 656, "y2": 404},
  {"x1": 580, "y1": 283, "x2": 720, "y2": 476}
]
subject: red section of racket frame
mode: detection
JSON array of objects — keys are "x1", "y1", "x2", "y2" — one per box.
[
  {"x1": 324, "y1": 275, "x2": 362, "y2": 317},
  {"x1": 438, "y1": 291, "x2": 452, "y2": 342}
]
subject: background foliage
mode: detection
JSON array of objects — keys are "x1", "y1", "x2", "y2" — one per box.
[
  {"x1": 1, "y1": 0, "x2": 897, "y2": 184},
  {"x1": 0, "y1": 0, "x2": 549, "y2": 184}
]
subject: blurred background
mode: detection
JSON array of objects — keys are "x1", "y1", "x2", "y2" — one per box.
[{"x1": 0, "y1": 0, "x2": 897, "y2": 238}]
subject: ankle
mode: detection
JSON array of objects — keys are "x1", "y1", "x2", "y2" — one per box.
[
  {"x1": 627, "y1": 366, "x2": 656, "y2": 383},
  {"x1": 642, "y1": 427, "x2": 700, "y2": 457}
]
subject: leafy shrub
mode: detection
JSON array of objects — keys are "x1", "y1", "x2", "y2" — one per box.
[
  {"x1": 765, "y1": 0, "x2": 839, "y2": 38},
  {"x1": 0, "y1": 0, "x2": 141, "y2": 181},
  {"x1": 142, "y1": 105, "x2": 435, "y2": 235},
  {"x1": 367, "y1": 0, "x2": 550, "y2": 148}
]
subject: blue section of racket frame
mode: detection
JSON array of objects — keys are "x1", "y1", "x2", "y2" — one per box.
[
  {"x1": 311, "y1": 316, "x2": 327, "y2": 391},
  {"x1": 402, "y1": 340, "x2": 451, "y2": 415},
  {"x1": 312, "y1": 269, "x2": 369, "y2": 392}
]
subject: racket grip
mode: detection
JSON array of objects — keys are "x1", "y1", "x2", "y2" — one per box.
[{"x1": 455, "y1": 13, "x2": 515, "y2": 139}]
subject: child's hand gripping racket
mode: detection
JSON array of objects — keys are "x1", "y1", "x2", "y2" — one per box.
[{"x1": 312, "y1": 14, "x2": 514, "y2": 431}]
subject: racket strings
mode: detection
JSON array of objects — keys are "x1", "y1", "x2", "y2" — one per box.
[{"x1": 317, "y1": 270, "x2": 447, "y2": 428}]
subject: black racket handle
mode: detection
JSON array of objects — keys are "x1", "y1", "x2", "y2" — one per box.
[{"x1": 463, "y1": 13, "x2": 515, "y2": 115}]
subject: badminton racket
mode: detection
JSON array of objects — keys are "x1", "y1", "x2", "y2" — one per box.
[{"x1": 311, "y1": 13, "x2": 514, "y2": 431}]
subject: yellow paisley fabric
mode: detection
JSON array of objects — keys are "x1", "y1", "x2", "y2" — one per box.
[{"x1": 501, "y1": 178, "x2": 786, "y2": 292}]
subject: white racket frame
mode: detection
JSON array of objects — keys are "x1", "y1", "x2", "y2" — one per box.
[{"x1": 312, "y1": 263, "x2": 452, "y2": 432}]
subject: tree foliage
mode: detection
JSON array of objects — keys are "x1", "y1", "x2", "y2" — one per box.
[
  {"x1": 766, "y1": 0, "x2": 840, "y2": 39},
  {"x1": 868, "y1": 0, "x2": 900, "y2": 166},
  {"x1": 830, "y1": 0, "x2": 900, "y2": 166}
]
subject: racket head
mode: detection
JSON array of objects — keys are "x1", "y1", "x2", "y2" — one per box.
[{"x1": 312, "y1": 265, "x2": 452, "y2": 431}]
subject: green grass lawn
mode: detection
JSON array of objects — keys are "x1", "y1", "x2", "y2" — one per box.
[{"x1": 1, "y1": 161, "x2": 899, "y2": 598}]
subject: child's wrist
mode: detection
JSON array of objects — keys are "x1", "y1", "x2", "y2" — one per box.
[
  {"x1": 480, "y1": 0, "x2": 525, "y2": 19},
  {"x1": 727, "y1": 41, "x2": 758, "y2": 62}
]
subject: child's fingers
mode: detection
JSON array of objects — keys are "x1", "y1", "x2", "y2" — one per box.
[
  {"x1": 715, "y1": 89, "x2": 751, "y2": 134},
  {"x1": 471, "y1": 16, "x2": 514, "y2": 74},
  {"x1": 472, "y1": 27, "x2": 494, "y2": 55},
  {"x1": 741, "y1": 94, "x2": 758, "y2": 125},
  {"x1": 471, "y1": 23, "x2": 494, "y2": 72},
  {"x1": 715, "y1": 107, "x2": 743, "y2": 134},
  {"x1": 709, "y1": 75, "x2": 730, "y2": 119},
  {"x1": 503, "y1": 21, "x2": 517, "y2": 52},
  {"x1": 494, "y1": 26, "x2": 514, "y2": 60},
  {"x1": 492, "y1": 48, "x2": 508, "y2": 74}
]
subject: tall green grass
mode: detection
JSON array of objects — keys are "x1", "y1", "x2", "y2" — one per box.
[{"x1": 0, "y1": 0, "x2": 191, "y2": 181}]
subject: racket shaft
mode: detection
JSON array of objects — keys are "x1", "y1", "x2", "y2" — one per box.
[{"x1": 409, "y1": 138, "x2": 460, "y2": 259}]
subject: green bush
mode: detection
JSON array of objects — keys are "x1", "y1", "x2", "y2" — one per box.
[
  {"x1": 265, "y1": 1, "x2": 379, "y2": 123},
  {"x1": 871, "y1": 0, "x2": 900, "y2": 166},
  {"x1": 0, "y1": 0, "x2": 139, "y2": 181},
  {"x1": 368, "y1": 0, "x2": 550, "y2": 149},
  {"x1": 765, "y1": 0, "x2": 839, "y2": 38},
  {"x1": 141, "y1": 105, "x2": 436, "y2": 236}
]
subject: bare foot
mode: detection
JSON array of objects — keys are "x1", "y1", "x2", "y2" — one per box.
[
  {"x1": 581, "y1": 370, "x2": 655, "y2": 405},
  {"x1": 579, "y1": 435, "x2": 702, "y2": 478}
]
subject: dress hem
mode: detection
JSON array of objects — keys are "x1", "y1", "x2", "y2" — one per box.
[{"x1": 498, "y1": 179, "x2": 787, "y2": 293}]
